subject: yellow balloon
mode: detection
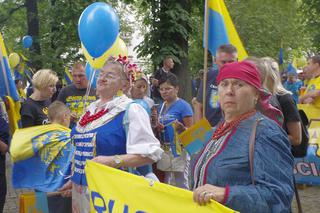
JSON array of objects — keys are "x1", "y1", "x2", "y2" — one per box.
[
  {"x1": 9, "y1": 52, "x2": 20, "y2": 68},
  {"x1": 82, "y1": 37, "x2": 128, "y2": 69}
]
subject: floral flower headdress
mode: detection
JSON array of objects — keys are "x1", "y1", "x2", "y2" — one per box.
[{"x1": 114, "y1": 55, "x2": 145, "y2": 86}]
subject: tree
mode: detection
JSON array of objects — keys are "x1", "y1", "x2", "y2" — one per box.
[
  {"x1": 0, "y1": 0, "x2": 136, "y2": 75},
  {"x1": 225, "y1": 0, "x2": 312, "y2": 61},
  {"x1": 300, "y1": 0, "x2": 320, "y2": 52},
  {"x1": 126, "y1": 0, "x2": 199, "y2": 101}
]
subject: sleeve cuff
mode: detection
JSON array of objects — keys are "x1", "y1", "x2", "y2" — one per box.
[{"x1": 222, "y1": 184, "x2": 230, "y2": 204}]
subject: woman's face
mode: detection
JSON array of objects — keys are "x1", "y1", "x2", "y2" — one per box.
[
  {"x1": 159, "y1": 82, "x2": 178, "y2": 102},
  {"x1": 97, "y1": 63, "x2": 126, "y2": 98},
  {"x1": 218, "y1": 78, "x2": 258, "y2": 121},
  {"x1": 131, "y1": 79, "x2": 148, "y2": 99},
  {"x1": 41, "y1": 83, "x2": 56, "y2": 99}
]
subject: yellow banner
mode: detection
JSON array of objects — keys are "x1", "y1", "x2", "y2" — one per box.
[{"x1": 85, "y1": 160, "x2": 238, "y2": 213}]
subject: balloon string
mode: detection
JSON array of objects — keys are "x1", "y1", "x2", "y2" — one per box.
[{"x1": 83, "y1": 65, "x2": 96, "y2": 114}]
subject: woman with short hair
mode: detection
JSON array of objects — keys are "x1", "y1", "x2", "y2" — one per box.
[{"x1": 20, "y1": 69, "x2": 58, "y2": 127}]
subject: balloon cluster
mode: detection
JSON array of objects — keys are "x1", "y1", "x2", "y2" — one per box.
[{"x1": 78, "y1": 2, "x2": 128, "y2": 71}]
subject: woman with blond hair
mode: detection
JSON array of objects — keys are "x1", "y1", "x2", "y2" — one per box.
[
  {"x1": 260, "y1": 57, "x2": 302, "y2": 146},
  {"x1": 20, "y1": 69, "x2": 58, "y2": 127}
]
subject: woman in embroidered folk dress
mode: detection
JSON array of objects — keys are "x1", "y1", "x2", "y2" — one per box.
[
  {"x1": 191, "y1": 61, "x2": 294, "y2": 213},
  {"x1": 59, "y1": 57, "x2": 163, "y2": 213}
]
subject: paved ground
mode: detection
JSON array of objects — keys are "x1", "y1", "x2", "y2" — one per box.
[
  {"x1": 3, "y1": 156, "x2": 31, "y2": 213},
  {"x1": 3, "y1": 156, "x2": 320, "y2": 213}
]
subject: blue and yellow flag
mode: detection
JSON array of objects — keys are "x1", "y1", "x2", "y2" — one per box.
[
  {"x1": 206, "y1": 0, "x2": 247, "y2": 60},
  {"x1": 279, "y1": 48, "x2": 284, "y2": 65},
  {"x1": 0, "y1": 33, "x2": 19, "y2": 101},
  {"x1": 63, "y1": 67, "x2": 72, "y2": 85},
  {"x1": 19, "y1": 192, "x2": 49, "y2": 213},
  {"x1": 0, "y1": 33, "x2": 21, "y2": 134},
  {"x1": 10, "y1": 124, "x2": 74, "y2": 192},
  {"x1": 178, "y1": 119, "x2": 213, "y2": 156},
  {"x1": 85, "y1": 160, "x2": 238, "y2": 213}
]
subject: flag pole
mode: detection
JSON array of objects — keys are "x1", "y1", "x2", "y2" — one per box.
[{"x1": 202, "y1": 0, "x2": 209, "y2": 118}]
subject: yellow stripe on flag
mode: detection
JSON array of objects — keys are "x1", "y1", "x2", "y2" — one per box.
[
  {"x1": 6, "y1": 96, "x2": 21, "y2": 135},
  {"x1": 179, "y1": 118, "x2": 212, "y2": 147},
  {"x1": 208, "y1": 0, "x2": 248, "y2": 60},
  {"x1": 0, "y1": 34, "x2": 8, "y2": 58},
  {"x1": 10, "y1": 124, "x2": 70, "y2": 162},
  {"x1": 85, "y1": 160, "x2": 238, "y2": 213}
]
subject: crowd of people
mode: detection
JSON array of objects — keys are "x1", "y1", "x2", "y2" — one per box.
[{"x1": 1, "y1": 44, "x2": 320, "y2": 213}]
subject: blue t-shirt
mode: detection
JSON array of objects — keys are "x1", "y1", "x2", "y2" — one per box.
[
  {"x1": 196, "y1": 65, "x2": 222, "y2": 127},
  {"x1": 158, "y1": 98, "x2": 193, "y2": 156},
  {"x1": 158, "y1": 98, "x2": 193, "y2": 125}
]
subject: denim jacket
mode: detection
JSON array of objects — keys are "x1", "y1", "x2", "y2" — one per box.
[{"x1": 191, "y1": 112, "x2": 294, "y2": 213}]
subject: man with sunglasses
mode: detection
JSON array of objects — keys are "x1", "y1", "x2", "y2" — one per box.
[
  {"x1": 57, "y1": 61, "x2": 97, "y2": 127},
  {"x1": 194, "y1": 44, "x2": 238, "y2": 127}
]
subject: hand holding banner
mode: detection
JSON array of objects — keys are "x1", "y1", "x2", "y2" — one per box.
[{"x1": 85, "y1": 160, "x2": 238, "y2": 213}]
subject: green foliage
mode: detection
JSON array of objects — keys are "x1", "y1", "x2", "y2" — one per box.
[
  {"x1": 0, "y1": 0, "x2": 136, "y2": 76},
  {"x1": 132, "y1": 0, "x2": 193, "y2": 66},
  {"x1": 225, "y1": 0, "x2": 312, "y2": 61},
  {"x1": 188, "y1": 0, "x2": 205, "y2": 76},
  {"x1": 300, "y1": 0, "x2": 320, "y2": 52}
]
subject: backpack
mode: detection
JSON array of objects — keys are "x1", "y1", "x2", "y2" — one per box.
[{"x1": 291, "y1": 110, "x2": 309, "y2": 158}]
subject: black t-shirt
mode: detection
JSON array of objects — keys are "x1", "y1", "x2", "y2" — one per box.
[
  {"x1": 20, "y1": 98, "x2": 50, "y2": 128},
  {"x1": 276, "y1": 94, "x2": 300, "y2": 132},
  {"x1": 57, "y1": 84, "x2": 97, "y2": 121},
  {"x1": 196, "y1": 66, "x2": 222, "y2": 127}
]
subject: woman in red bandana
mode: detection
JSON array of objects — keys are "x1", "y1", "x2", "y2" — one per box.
[{"x1": 191, "y1": 61, "x2": 294, "y2": 213}]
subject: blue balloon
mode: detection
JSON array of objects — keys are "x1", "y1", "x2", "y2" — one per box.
[
  {"x1": 22, "y1": 35, "x2": 33, "y2": 48},
  {"x1": 78, "y1": 2, "x2": 119, "y2": 58},
  {"x1": 85, "y1": 62, "x2": 100, "y2": 88}
]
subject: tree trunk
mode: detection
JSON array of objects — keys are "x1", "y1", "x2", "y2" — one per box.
[
  {"x1": 25, "y1": 0, "x2": 42, "y2": 70},
  {"x1": 172, "y1": 0, "x2": 192, "y2": 102}
]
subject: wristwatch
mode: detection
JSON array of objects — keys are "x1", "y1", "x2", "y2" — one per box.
[{"x1": 113, "y1": 155, "x2": 124, "y2": 168}]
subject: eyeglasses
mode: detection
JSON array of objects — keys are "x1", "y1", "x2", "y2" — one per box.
[
  {"x1": 159, "y1": 87, "x2": 175, "y2": 92},
  {"x1": 97, "y1": 72, "x2": 122, "y2": 80}
]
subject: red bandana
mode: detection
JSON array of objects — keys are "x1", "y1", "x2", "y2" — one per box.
[{"x1": 217, "y1": 61, "x2": 261, "y2": 90}]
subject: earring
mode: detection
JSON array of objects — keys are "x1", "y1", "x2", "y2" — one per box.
[{"x1": 254, "y1": 98, "x2": 258, "y2": 105}]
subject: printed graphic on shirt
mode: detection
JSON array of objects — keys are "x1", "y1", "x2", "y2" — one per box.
[
  {"x1": 42, "y1": 107, "x2": 48, "y2": 115},
  {"x1": 209, "y1": 85, "x2": 219, "y2": 109},
  {"x1": 307, "y1": 84, "x2": 316, "y2": 93},
  {"x1": 66, "y1": 95, "x2": 96, "y2": 119}
]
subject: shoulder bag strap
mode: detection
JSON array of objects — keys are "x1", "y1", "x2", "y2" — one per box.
[{"x1": 249, "y1": 118, "x2": 263, "y2": 185}]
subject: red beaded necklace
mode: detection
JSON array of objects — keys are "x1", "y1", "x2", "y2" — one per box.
[
  {"x1": 79, "y1": 108, "x2": 109, "y2": 127},
  {"x1": 211, "y1": 110, "x2": 256, "y2": 140}
]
